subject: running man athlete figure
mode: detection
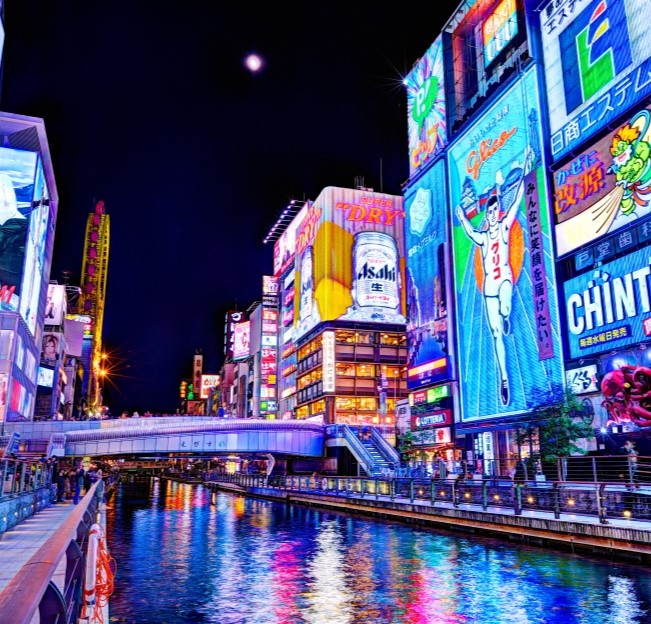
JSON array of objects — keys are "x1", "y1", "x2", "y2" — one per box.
[{"x1": 455, "y1": 170, "x2": 525, "y2": 406}]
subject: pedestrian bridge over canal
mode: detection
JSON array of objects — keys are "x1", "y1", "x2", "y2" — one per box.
[{"x1": 2, "y1": 418, "x2": 401, "y2": 476}]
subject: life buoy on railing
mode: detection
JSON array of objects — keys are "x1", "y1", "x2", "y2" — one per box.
[
  {"x1": 321, "y1": 478, "x2": 328, "y2": 491},
  {"x1": 81, "y1": 523, "x2": 116, "y2": 624},
  {"x1": 82, "y1": 523, "x2": 100, "y2": 619}
]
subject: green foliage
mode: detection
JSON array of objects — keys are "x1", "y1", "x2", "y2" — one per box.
[
  {"x1": 515, "y1": 386, "x2": 595, "y2": 464},
  {"x1": 397, "y1": 430, "x2": 416, "y2": 458}
]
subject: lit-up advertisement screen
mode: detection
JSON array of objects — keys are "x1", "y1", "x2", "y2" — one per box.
[
  {"x1": 482, "y1": 0, "x2": 518, "y2": 68},
  {"x1": 406, "y1": 36, "x2": 447, "y2": 176},
  {"x1": 448, "y1": 0, "x2": 527, "y2": 129},
  {"x1": 404, "y1": 160, "x2": 451, "y2": 388},
  {"x1": 554, "y1": 104, "x2": 651, "y2": 257},
  {"x1": 541, "y1": 0, "x2": 651, "y2": 162},
  {"x1": 232, "y1": 321, "x2": 250, "y2": 360},
  {"x1": 37, "y1": 365, "x2": 54, "y2": 388},
  {"x1": 200, "y1": 374, "x2": 220, "y2": 399},
  {"x1": 273, "y1": 203, "x2": 309, "y2": 276},
  {"x1": 564, "y1": 246, "x2": 651, "y2": 358},
  {"x1": 45, "y1": 284, "x2": 66, "y2": 326},
  {"x1": 449, "y1": 68, "x2": 564, "y2": 421},
  {"x1": 20, "y1": 158, "x2": 50, "y2": 335},
  {"x1": 224, "y1": 311, "x2": 244, "y2": 359},
  {"x1": 294, "y1": 187, "x2": 406, "y2": 342},
  {"x1": 41, "y1": 332, "x2": 61, "y2": 364},
  {"x1": 0, "y1": 147, "x2": 38, "y2": 316}
]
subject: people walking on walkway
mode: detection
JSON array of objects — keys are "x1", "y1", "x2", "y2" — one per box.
[{"x1": 73, "y1": 468, "x2": 85, "y2": 504}]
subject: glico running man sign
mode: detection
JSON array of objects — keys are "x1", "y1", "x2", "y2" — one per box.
[{"x1": 448, "y1": 68, "x2": 564, "y2": 422}]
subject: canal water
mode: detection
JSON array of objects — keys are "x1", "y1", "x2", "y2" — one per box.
[{"x1": 107, "y1": 479, "x2": 651, "y2": 624}]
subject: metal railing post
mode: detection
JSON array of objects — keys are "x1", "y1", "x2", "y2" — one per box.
[
  {"x1": 592, "y1": 457, "x2": 598, "y2": 483},
  {"x1": 452, "y1": 479, "x2": 459, "y2": 508},
  {"x1": 482, "y1": 480, "x2": 488, "y2": 511},
  {"x1": 597, "y1": 484, "x2": 609, "y2": 524},
  {"x1": 390, "y1": 478, "x2": 395, "y2": 501},
  {"x1": 430, "y1": 480, "x2": 435, "y2": 506},
  {"x1": 514, "y1": 484, "x2": 522, "y2": 516},
  {"x1": 346, "y1": 478, "x2": 350, "y2": 498},
  {"x1": 553, "y1": 482, "x2": 561, "y2": 519},
  {"x1": 409, "y1": 479, "x2": 414, "y2": 503},
  {"x1": 375, "y1": 478, "x2": 379, "y2": 500}
]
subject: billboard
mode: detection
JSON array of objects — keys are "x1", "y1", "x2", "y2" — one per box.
[
  {"x1": 232, "y1": 321, "x2": 250, "y2": 360},
  {"x1": 554, "y1": 105, "x2": 651, "y2": 256},
  {"x1": 406, "y1": 36, "x2": 447, "y2": 176},
  {"x1": 447, "y1": 0, "x2": 528, "y2": 129},
  {"x1": 294, "y1": 187, "x2": 406, "y2": 342},
  {"x1": 449, "y1": 68, "x2": 564, "y2": 421},
  {"x1": 44, "y1": 284, "x2": 66, "y2": 327},
  {"x1": 404, "y1": 160, "x2": 451, "y2": 388},
  {"x1": 565, "y1": 246, "x2": 651, "y2": 358},
  {"x1": 41, "y1": 332, "x2": 60, "y2": 365},
  {"x1": 37, "y1": 365, "x2": 54, "y2": 388},
  {"x1": 200, "y1": 374, "x2": 220, "y2": 399},
  {"x1": 0, "y1": 147, "x2": 38, "y2": 315},
  {"x1": 541, "y1": 0, "x2": 651, "y2": 161},
  {"x1": 19, "y1": 158, "x2": 50, "y2": 336},
  {"x1": 193, "y1": 354, "x2": 203, "y2": 398},
  {"x1": 224, "y1": 311, "x2": 244, "y2": 359},
  {"x1": 273, "y1": 203, "x2": 309, "y2": 276}
]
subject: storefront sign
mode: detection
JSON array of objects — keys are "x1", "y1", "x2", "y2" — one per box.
[
  {"x1": 412, "y1": 409, "x2": 452, "y2": 428},
  {"x1": 566, "y1": 364, "x2": 599, "y2": 394}
]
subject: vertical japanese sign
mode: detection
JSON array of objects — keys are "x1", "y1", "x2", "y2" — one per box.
[
  {"x1": 540, "y1": 0, "x2": 651, "y2": 161},
  {"x1": 448, "y1": 68, "x2": 563, "y2": 421},
  {"x1": 322, "y1": 330, "x2": 335, "y2": 393},
  {"x1": 525, "y1": 171, "x2": 554, "y2": 360}
]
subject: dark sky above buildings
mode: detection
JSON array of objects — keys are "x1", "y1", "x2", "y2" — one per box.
[{"x1": 1, "y1": 1, "x2": 457, "y2": 413}]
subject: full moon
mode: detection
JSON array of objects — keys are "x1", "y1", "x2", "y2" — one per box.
[{"x1": 244, "y1": 54, "x2": 263, "y2": 73}]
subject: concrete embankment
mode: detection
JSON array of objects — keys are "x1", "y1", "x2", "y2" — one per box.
[{"x1": 206, "y1": 481, "x2": 651, "y2": 563}]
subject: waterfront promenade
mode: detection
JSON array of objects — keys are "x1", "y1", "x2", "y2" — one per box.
[{"x1": 205, "y1": 474, "x2": 651, "y2": 561}]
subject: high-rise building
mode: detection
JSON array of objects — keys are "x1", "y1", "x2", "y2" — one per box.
[{"x1": 78, "y1": 200, "x2": 110, "y2": 412}]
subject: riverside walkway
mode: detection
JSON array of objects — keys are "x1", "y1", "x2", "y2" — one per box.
[{"x1": 205, "y1": 473, "x2": 651, "y2": 562}]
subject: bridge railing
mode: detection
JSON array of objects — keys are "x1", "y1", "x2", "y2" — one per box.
[
  {"x1": 0, "y1": 479, "x2": 106, "y2": 624},
  {"x1": 206, "y1": 469, "x2": 650, "y2": 524}
]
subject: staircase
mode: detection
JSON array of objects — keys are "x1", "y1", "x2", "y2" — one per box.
[{"x1": 341, "y1": 426, "x2": 399, "y2": 477}]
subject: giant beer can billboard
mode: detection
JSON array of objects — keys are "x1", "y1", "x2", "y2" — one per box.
[{"x1": 293, "y1": 187, "x2": 406, "y2": 342}]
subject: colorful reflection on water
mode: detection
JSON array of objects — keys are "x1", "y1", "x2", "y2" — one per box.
[{"x1": 107, "y1": 479, "x2": 651, "y2": 623}]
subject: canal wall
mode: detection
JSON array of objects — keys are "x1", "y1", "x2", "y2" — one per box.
[{"x1": 208, "y1": 482, "x2": 651, "y2": 563}]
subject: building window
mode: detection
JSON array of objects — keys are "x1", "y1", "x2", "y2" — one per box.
[
  {"x1": 336, "y1": 362, "x2": 356, "y2": 377},
  {"x1": 356, "y1": 364, "x2": 376, "y2": 377}
]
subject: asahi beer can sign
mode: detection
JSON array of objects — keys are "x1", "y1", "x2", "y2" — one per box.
[
  {"x1": 351, "y1": 232, "x2": 402, "y2": 318},
  {"x1": 299, "y1": 246, "x2": 314, "y2": 322}
]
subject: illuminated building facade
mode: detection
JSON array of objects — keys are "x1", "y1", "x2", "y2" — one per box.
[
  {"x1": 400, "y1": 0, "x2": 651, "y2": 469},
  {"x1": 269, "y1": 186, "x2": 409, "y2": 426},
  {"x1": 0, "y1": 113, "x2": 58, "y2": 423},
  {"x1": 78, "y1": 200, "x2": 110, "y2": 412}
]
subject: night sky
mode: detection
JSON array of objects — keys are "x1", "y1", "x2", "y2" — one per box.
[{"x1": 1, "y1": 1, "x2": 457, "y2": 413}]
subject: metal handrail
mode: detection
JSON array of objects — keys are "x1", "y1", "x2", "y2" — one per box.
[
  {"x1": 64, "y1": 419, "x2": 325, "y2": 442},
  {"x1": 370, "y1": 427, "x2": 400, "y2": 467},
  {"x1": 0, "y1": 479, "x2": 104, "y2": 624},
  {"x1": 337, "y1": 425, "x2": 378, "y2": 475}
]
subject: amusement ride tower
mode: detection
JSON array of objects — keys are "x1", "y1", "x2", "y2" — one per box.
[{"x1": 79, "y1": 200, "x2": 110, "y2": 411}]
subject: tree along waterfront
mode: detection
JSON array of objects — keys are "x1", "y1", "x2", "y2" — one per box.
[{"x1": 107, "y1": 478, "x2": 651, "y2": 624}]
